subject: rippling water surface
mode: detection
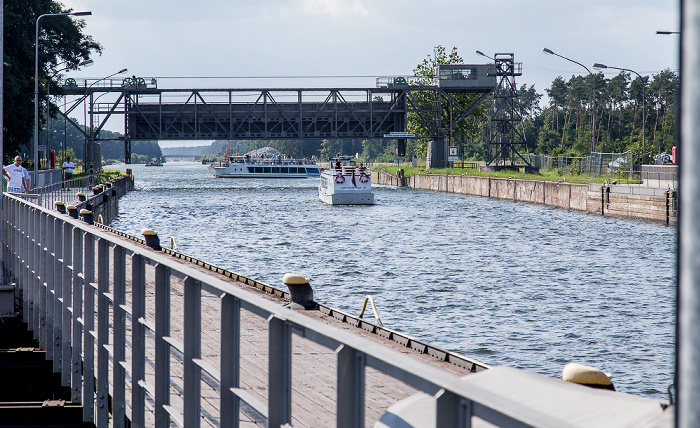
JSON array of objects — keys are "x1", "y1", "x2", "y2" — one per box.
[{"x1": 110, "y1": 162, "x2": 676, "y2": 400}]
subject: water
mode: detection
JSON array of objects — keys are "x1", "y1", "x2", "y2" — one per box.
[{"x1": 110, "y1": 162, "x2": 676, "y2": 400}]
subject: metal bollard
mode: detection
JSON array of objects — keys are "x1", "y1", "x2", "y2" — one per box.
[
  {"x1": 54, "y1": 201, "x2": 66, "y2": 214},
  {"x1": 77, "y1": 192, "x2": 86, "y2": 202},
  {"x1": 282, "y1": 273, "x2": 316, "y2": 310},
  {"x1": 66, "y1": 205, "x2": 79, "y2": 219},
  {"x1": 141, "y1": 228, "x2": 161, "y2": 250},
  {"x1": 92, "y1": 185, "x2": 102, "y2": 195},
  {"x1": 80, "y1": 209, "x2": 94, "y2": 225}
]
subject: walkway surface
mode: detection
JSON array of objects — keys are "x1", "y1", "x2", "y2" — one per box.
[{"x1": 109, "y1": 238, "x2": 478, "y2": 427}]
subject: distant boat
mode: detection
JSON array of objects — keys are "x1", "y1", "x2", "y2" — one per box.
[
  {"x1": 145, "y1": 158, "x2": 163, "y2": 167},
  {"x1": 318, "y1": 157, "x2": 374, "y2": 205},
  {"x1": 209, "y1": 155, "x2": 320, "y2": 178}
]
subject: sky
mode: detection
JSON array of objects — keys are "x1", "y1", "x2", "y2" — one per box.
[{"x1": 59, "y1": 0, "x2": 679, "y2": 148}]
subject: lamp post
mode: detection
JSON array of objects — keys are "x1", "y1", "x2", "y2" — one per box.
[
  {"x1": 46, "y1": 59, "x2": 93, "y2": 167},
  {"x1": 543, "y1": 48, "x2": 597, "y2": 153},
  {"x1": 35, "y1": 10, "x2": 91, "y2": 187},
  {"x1": 593, "y1": 63, "x2": 647, "y2": 165},
  {"x1": 84, "y1": 68, "x2": 128, "y2": 168}
]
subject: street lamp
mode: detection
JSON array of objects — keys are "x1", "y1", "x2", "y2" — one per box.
[
  {"x1": 543, "y1": 48, "x2": 597, "y2": 153},
  {"x1": 593, "y1": 63, "x2": 647, "y2": 165},
  {"x1": 35, "y1": 10, "x2": 91, "y2": 187},
  {"x1": 47, "y1": 59, "x2": 93, "y2": 166},
  {"x1": 475, "y1": 50, "x2": 494, "y2": 60}
]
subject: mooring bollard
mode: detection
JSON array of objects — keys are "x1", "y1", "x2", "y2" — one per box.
[
  {"x1": 77, "y1": 192, "x2": 86, "y2": 202},
  {"x1": 66, "y1": 205, "x2": 79, "y2": 219},
  {"x1": 80, "y1": 209, "x2": 93, "y2": 225},
  {"x1": 54, "y1": 200, "x2": 66, "y2": 214},
  {"x1": 282, "y1": 273, "x2": 316, "y2": 310},
  {"x1": 141, "y1": 228, "x2": 161, "y2": 250},
  {"x1": 92, "y1": 185, "x2": 102, "y2": 195}
]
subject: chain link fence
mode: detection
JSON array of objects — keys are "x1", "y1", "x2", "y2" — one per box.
[{"x1": 525, "y1": 151, "x2": 635, "y2": 179}]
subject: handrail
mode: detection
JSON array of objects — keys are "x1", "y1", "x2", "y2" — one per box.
[
  {"x1": 358, "y1": 295, "x2": 383, "y2": 327},
  {"x1": 1, "y1": 192, "x2": 550, "y2": 428}
]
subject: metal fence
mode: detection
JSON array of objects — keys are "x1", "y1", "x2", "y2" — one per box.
[
  {"x1": 525, "y1": 151, "x2": 635, "y2": 179},
  {"x1": 1, "y1": 193, "x2": 547, "y2": 428}
]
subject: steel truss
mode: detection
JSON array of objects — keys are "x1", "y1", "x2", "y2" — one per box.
[{"x1": 60, "y1": 79, "x2": 493, "y2": 165}]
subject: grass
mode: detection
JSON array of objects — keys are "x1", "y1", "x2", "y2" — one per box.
[
  {"x1": 373, "y1": 164, "x2": 639, "y2": 185},
  {"x1": 72, "y1": 168, "x2": 127, "y2": 182}
]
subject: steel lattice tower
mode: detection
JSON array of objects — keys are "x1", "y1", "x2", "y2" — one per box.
[{"x1": 485, "y1": 53, "x2": 532, "y2": 169}]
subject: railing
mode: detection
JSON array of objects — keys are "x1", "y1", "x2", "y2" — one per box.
[{"x1": 1, "y1": 193, "x2": 544, "y2": 428}]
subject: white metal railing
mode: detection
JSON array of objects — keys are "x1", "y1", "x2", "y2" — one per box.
[{"x1": 1, "y1": 192, "x2": 549, "y2": 428}]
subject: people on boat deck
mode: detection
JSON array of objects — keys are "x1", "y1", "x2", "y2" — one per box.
[{"x1": 334, "y1": 158, "x2": 341, "y2": 170}]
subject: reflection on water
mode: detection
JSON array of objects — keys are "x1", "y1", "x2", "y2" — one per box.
[{"x1": 111, "y1": 162, "x2": 676, "y2": 400}]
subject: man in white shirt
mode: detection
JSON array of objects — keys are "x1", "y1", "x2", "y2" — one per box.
[
  {"x1": 62, "y1": 156, "x2": 75, "y2": 189},
  {"x1": 3, "y1": 156, "x2": 30, "y2": 193}
]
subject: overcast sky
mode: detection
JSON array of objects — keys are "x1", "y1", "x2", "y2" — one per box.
[{"x1": 59, "y1": 0, "x2": 679, "y2": 147}]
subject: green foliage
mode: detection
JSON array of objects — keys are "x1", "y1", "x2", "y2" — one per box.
[{"x1": 3, "y1": 0, "x2": 102, "y2": 163}]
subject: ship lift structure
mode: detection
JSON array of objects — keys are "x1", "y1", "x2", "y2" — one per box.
[{"x1": 57, "y1": 55, "x2": 530, "y2": 169}]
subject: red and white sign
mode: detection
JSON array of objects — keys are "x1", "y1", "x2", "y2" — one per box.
[{"x1": 448, "y1": 146, "x2": 459, "y2": 161}]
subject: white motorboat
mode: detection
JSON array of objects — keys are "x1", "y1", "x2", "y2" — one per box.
[
  {"x1": 318, "y1": 157, "x2": 374, "y2": 205},
  {"x1": 209, "y1": 155, "x2": 320, "y2": 178}
]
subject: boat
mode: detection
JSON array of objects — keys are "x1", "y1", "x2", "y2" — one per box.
[
  {"x1": 208, "y1": 155, "x2": 320, "y2": 178},
  {"x1": 145, "y1": 158, "x2": 163, "y2": 166},
  {"x1": 318, "y1": 157, "x2": 374, "y2": 205}
]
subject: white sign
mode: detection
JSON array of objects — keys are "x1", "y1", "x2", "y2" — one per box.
[
  {"x1": 384, "y1": 132, "x2": 416, "y2": 138},
  {"x1": 448, "y1": 146, "x2": 459, "y2": 161}
]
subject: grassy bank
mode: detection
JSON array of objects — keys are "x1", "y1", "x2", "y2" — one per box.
[{"x1": 373, "y1": 164, "x2": 639, "y2": 185}]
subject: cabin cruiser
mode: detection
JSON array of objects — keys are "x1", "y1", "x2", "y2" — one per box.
[{"x1": 319, "y1": 157, "x2": 374, "y2": 205}]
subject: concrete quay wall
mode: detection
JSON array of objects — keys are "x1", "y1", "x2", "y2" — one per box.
[
  {"x1": 375, "y1": 171, "x2": 677, "y2": 224},
  {"x1": 74, "y1": 174, "x2": 134, "y2": 225}
]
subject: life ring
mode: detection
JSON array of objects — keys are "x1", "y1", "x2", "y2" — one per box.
[
  {"x1": 359, "y1": 174, "x2": 369, "y2": 183},
  {"x1": 334, "y1": 175, "x2": 345, "y2": 184}
]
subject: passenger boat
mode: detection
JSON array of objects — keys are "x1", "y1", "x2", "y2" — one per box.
[
  {"x1": 209, "y1": 155, "x2": 320, "y2": 178},
  {"x1": 318, "y1": 157, "x2": 374, "y2": 205}
]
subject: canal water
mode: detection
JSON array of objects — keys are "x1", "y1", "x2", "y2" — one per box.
[{"x1": 110, "y1": 161, "x2": 676, "y2": 400}]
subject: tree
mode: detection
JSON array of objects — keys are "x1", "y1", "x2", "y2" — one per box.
[
  {"x1": 407, "y1": 45, "x2": 487, "y2": 159},
  {"x1": 3, "y1": 0, "x2": 101, "y2": 163}
]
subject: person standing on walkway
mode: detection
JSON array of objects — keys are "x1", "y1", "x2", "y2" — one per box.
[
  {"x1": 62, "y1": 156, "x2": 75, "y2": 189},
  {"x1": 3, "y1": 156, "x2": 30, "y2": 193}
]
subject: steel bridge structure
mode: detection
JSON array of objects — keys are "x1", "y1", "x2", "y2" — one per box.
[{"x1": 60, "y1": 65, "x2": 496, "y2": 167}]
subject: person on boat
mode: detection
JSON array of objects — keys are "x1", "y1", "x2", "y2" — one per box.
[{"x1": 334, "y1": 158, "x2": 341, "y2": 170}]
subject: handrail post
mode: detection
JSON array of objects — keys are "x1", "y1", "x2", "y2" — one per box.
[
  {"x1": 336, "y1": 345, "x2": 365, "y2": 428},
  {"x1": 435, "y1": 389, "x2": 470, "y2": 428},
  {"x1": 131, "y1": 254, "x2": 146, "y2": 427},
  {"x1": 96, "y1": 238, "x2": 109, "y2": 427},
  {"x1": 155, "y1": 263, "x2": 171, "y2": 426},
  {"x1": 268, "y1": 315, "x2": 292, "y2": 428},
  {"x1": 71, "y1": 227, "x2": 83, "y2": 404},
  {"x1": 220, "y1": 294, "x2": 241, "y2": 428},
  {"x1": 61, "y1": 221, "x2": 72, "y2": 386},
  {"x1": 82, "y1": 234, "x2": 95, "y2": 423},
  {"x1": 113, "y1": 246, "x2": 126, "y2": 427},
  {"x1": 183, "y1": 276, "x2": 202, "y2": 428},
  {"x1": 52, "y1": 215, "x2": 63, "y2": 374}
]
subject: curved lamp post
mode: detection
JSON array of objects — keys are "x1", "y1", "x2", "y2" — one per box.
[
  {"x1": 543, "y1": 48, "x2": 597, "y2": 153},
  {"x1": 34, "y1": 10, "x2": 91, "y2": 186},
  {"x1": 593, "y1": 63, "x2": 647, "y2": 165},
  {"x1": 47, "y1": 59, "x2": 93, "y2": 165}
]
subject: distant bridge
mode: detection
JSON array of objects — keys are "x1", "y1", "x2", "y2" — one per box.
[
  {"x1": 61, "y1": 65, "x2": 497, "y2": 167},
  {"x1": 163, "y1": 154, "x2": 202, "y2": 160}
]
